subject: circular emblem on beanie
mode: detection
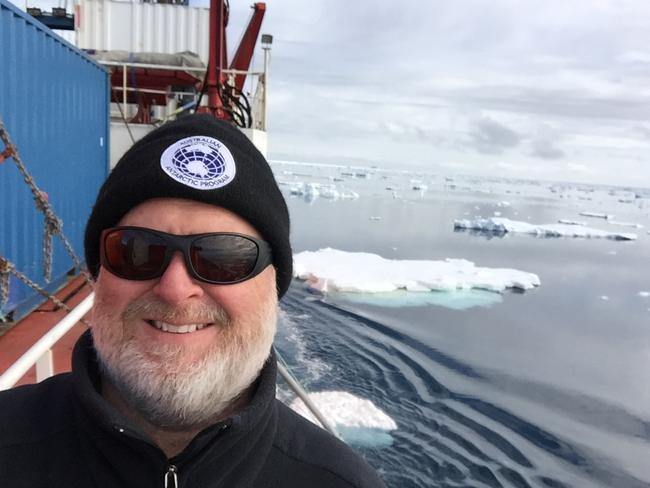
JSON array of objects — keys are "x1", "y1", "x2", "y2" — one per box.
[{"x1": 160, "y1": 136, "x2": 236, "y2": 190}]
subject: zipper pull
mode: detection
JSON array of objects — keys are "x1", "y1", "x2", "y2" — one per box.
[{"x1": 164, "y1": 464, "x2": 179, "y2": 488}]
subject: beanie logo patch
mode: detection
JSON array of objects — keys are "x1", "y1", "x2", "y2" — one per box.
[{"x1": 160, "y1": 136, "x2": 236, "y2": 191}]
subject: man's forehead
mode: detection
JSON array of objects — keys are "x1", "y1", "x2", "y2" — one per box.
[{"x1": 117, "y1": 198, "x2": 262, "y2": 238}]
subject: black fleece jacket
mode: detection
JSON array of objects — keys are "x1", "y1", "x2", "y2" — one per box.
[{"x1": 0, "y1": 331, "x2": 386, "y2": 488}]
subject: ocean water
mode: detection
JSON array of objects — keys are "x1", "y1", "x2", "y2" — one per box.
[{"x1": 271, "y1": 162, "x2": 650, "y2": 488}]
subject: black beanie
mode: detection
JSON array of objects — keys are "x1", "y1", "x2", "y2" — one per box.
[{"x1": 84, "y1": 114, "x2": 292, "y2": 297}]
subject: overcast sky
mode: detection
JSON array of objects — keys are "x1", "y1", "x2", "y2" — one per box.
[
  {"x1": 217, "y1": 0, "x2": 650, "y2": 188},
  {"x1": 19, "y1": 0, "x2": 650, "y2": 187}
]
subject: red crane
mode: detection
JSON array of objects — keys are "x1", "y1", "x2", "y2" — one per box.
[
  {"x1": 110, "y1": 1, "x2": 266, "y2": 127},
  {"x1": 200, "y1": 0, "x2": 266, "y2": 125}
]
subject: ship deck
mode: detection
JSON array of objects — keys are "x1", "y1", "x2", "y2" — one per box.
[{"x1": 0, "y1": 276, "x2": 91, "y2": 386}]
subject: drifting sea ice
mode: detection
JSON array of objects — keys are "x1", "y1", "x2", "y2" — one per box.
[
  {"x1": 290, "y1": 391, "x2": 397, "y2": 447},
  {"x1": 607, "y1": 220, "x2": 643, "y2": 229},
  {"x1": 454, "y1": 217, "x2": 637, "y2": 241},
  {"x1": 286, "y1": 182, "x2": 359, "y2": 201},
  {"x1": 558, "y1": 219, "x2": 587, "y2": 226},
  {"x1": 293, "y1": 248, "x2": 540, "y2": 294},
  {"x1": 579, "y1": 211, "x2": 614, "y2": 219}
]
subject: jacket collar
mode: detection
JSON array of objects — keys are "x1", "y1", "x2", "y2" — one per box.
[{"x1": 70, "y1": 329, "x2": 278, "y2": 485}]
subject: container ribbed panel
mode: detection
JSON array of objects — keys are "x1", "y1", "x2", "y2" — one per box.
[
  {"x1": 76, "y1": 0, "x2": 210, "y2": 61},
  {"x1": 0, "y1": 0, "x2": 109, "y2": 319}
]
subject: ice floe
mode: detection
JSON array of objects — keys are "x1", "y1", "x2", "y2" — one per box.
[
  {"x1": 290, "y1": 391, "x2": 397, "y2": 446},
  {"x1": 607, "y1": 220, "x2": 643, "y2": 229},
  {"x1": 639, "y1": 291, "x2": 650, "y2": 298},
  {"x1": 558, "y1": 219, "x2": 587, "y2": 226},
  {"x1": 293, "y1": 248, "x2": 540, "y2": 294},
  {"x1": 331, "y1": 289, "x2": 504, "y2": 310},
  {"x1": 580, "y1": 211, "x2": 613, "y2": 219},
  {"x1": 454, "y1": 217, "x2": 637, "y2": 241},
  {"x1": 286, "y1": 182, "x2": 359, "y2": 202}
]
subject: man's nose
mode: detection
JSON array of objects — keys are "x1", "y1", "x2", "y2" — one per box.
[{"x1": 152, "y1": 252, "x2": 204, "y2": 304}]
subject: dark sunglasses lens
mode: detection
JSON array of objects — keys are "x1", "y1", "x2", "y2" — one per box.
[
  {"x1": 191, "y1": 235, "x2": 259, "y2": 282},
  {"x1": 104, "y1": 229, "x2": 167, "y2": 279}
]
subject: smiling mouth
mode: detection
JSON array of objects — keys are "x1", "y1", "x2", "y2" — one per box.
[{"x1": 146, "y1": 320, "x2": 212, "y2": 334}]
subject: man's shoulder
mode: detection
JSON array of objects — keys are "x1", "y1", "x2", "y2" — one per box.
[
  {"x1": 271, "y1": 400, "x2": 386, "y2": 488},
  {"x1": 0, "y1": 374, "x2": 75, "y2": 448}
]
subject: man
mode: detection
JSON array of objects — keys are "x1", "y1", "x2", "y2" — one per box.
[{"x1": 0, "y1": 114, "x2": 386, "y2": 487}]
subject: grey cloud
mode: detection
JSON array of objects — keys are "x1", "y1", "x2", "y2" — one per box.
[
  {"x1": 530, "y1": 139, "x2": 565, "y2": 160},
  {"x1": 378, "y1": 121, "x2": 446, "y2": 145},
  {"x1": 456, "y1": 88, "x2": 650, "y2": 123},
  {"x1": 632, "y1": 125, "x2": 650, "y2": 139},
  {"x1": 467, "y1": 117, "x2": 521, "y2": 155}
]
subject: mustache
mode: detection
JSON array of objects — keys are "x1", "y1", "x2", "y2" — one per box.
[{"x1": 122, "y1": 297, "x2": 232, "y2": 326}]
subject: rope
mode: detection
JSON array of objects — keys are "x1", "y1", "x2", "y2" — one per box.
[
  {"x1": 0, "y1": 258, "x2": 91, "y2": 327},
  {"x1": 0, "y1": 118, "x2": 94, "y2": 322},
  {"x1": 0, "y1": 118, "x2": 92, "y2": 283},
  {"x1": 0, "y1": 258, "x2": 10, "y2": 312}
]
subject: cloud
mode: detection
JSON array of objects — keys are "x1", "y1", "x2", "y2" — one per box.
[
  {"x1": 241, "y1": 0, "x2": 650, "y2": 186},
  {"x1": 466, "y1": 117, "x2": 521, "y2": 154},
  {"x1": 530, "y1": 139, "x2": 565, "y2": 160}
]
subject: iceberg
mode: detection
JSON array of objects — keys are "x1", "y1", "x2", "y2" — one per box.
[
  {"x1": 579, "y1": 211, "x2": 613, "y2": 219},
  {"x1": 286, "y1": 182, "x2": 358, "y2": 201},
  {"x1": 454, "y1": 217, "x2": 637, "y2": 241},
  {"x1": 293, "y1": 248, "x2": 540, "y2": 294},
  {"x1": 558, "y1": 219, "x2": 587, "y2": 226},
  {"x1": 290, "y1": 391, "x2": 397, "y2": 447}
]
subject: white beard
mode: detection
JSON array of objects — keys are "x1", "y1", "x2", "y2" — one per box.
[{"x1": 91, "y1": 294, "x2": 278, "y2": 430}]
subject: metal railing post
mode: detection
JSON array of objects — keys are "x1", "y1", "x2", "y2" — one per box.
[
  {"x1": 276, "y1": 361, "x2": 339, "y2": 438},
  {"x1": 35, "y1": 350, "x2": 54, "y2": 382},
  {"x1": 0, "y1": 293, "x2": 94, "y2": 390}
]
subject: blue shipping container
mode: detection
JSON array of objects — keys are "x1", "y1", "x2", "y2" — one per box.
[{"x1": 0, "y1": 0, "x2": 109, "y2": 321}]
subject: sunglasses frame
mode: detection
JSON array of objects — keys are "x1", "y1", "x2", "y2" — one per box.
[{"x1": 100, "y1": 226, "x2": 273, "y2": 285}]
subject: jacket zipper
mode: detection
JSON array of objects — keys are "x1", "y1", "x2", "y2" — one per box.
[{"x1": 164, "y1": 464, "x2": 179, "y2": 488}]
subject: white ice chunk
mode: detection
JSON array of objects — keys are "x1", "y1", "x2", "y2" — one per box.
[
  {"x1": 289, "y1": 182, "x2": 319, "y2": 197},
  {"x1": 580, "y1": 211, "x2": 614, "y2": 219},
  {"x1": 497, "y1": 201, "x2": 511, "y2": 207},
  {"x1": 639, "y1": 291, "x2": 650, "y2": 298},
  {"x1": 339, "y1": 190, "x2": 359, "y2": 200},
  {"x1": 288, "y1": 182, "x2": 345, "y2": 201},
  {"x1": 333, "y1": 289, "x2": 503, "y2": 310},
  {"x1": 318, "y1": 186, "x2": 340, "y2": 199},
  {"x1": 607, "y1": 220, "x2": 643, "y2": 229},
  {"x1": 293, "y1": 248, "x2": 540, "y2": 293},
  {"x1": 290, "y1": 391, "x2": 397, "y2": 430},
  {"x1": 454, "y1": 217, "x2": 637, "y2": 241},
  {"x1": 558, "y1": 219, "x2": 587, "y2": 226}
]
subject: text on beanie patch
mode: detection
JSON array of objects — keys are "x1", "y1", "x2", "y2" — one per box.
[{"x1": 160, "y1": 135, "x2": 236, "y2": 190}]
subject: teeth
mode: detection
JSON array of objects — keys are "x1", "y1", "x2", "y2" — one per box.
[{"x1": 151, "y1": 321, "x2": 207, "y2": 334}]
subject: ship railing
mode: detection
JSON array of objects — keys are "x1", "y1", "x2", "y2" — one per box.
[
  {"x1": 0, "y1": 293, "x2": 339, "y2": 438},
  {"x1": 101, "y1": 60, "x2": 269, "y2": 132},
  {"x1": 0, "y1": 294, "x2": 94, "y2": 391}
]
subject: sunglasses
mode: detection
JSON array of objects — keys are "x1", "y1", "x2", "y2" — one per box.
[{"x1": 100, "y1": 226, "x2": 273, "y2": 284}]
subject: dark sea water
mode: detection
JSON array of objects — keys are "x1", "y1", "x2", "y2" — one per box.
[{"x1": 270, "y1": 162, "x2": 650, "y2": 488}]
